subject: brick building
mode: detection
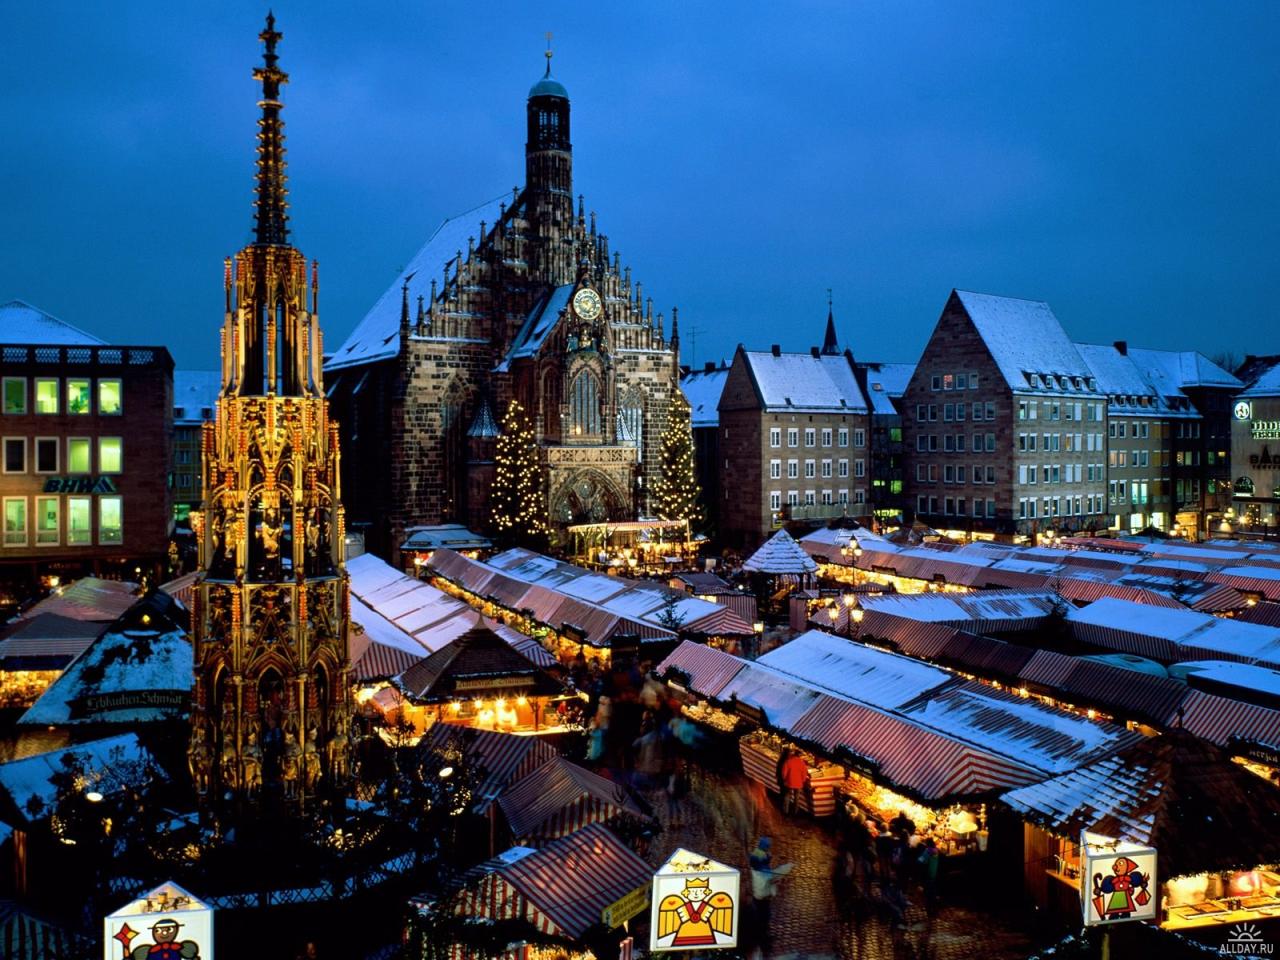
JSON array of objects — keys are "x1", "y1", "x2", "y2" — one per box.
[
  {"x1": 717, "y1": 344, "x2": 870, "y2": 551},
  {"x1": 171, "y1": 370, "x2": 220, "y2": 525},
  {"x1": 326, "y1": 55, "x2": 682, "y2": 563},
  {"x1": 902, "y1": 290, "x2": 1107, "y2": 539},
  {"x1": 0, "y1": 300, "x2": 173, "y2": 593}
]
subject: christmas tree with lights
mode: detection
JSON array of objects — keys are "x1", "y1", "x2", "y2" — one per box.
[
  {"x1": 490, "y1": 399, "x2": 550, "y2": 546},
  {"x1": 652, "y1": 393, "x2": 702, "y2": 525}
]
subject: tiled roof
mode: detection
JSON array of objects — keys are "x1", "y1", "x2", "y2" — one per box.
[
  {"x1": 742, "y1": 529, "x2": 818, "y2": 575},
  {"x1": 740, "y1": 351, "x2": 869, "y2": 414},
  {"x1": 681, "y1": 365, "x2": 730, "y2": 427},
  {"x1": 953, "y1": 290, "x2": 1096, "y2": 390},
  {"x1": 0, "y1": 300, "x2": 105, "y2": 346}
]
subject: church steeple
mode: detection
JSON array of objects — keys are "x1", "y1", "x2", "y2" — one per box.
[
  {"x1": 253, "y1": 12, "x2": 290, "y2": 246},
  {"x1": 525, "y1": 34, "x2": 574, "y2": 285},
  {"x1": 821, "y1": 290, "x2": 840, "y2": 356}
]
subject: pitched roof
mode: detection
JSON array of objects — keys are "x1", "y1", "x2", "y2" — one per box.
[
  {"x1": 1128, "y1": 348, "x2": 1243, "y2": 391},
  {"x1": 16, "y1": 577, "x2": 139, "y2": 623},
  {"x1": 325, "y1": 195, "x2": 508, "y2": 371},
  {"x1": 861, "y1": 361, "x2": 915, "y2": 415},
  {"x1": 0, "y1": 734, "x2": 158, "y2": 826},
  {"x1": 417, "y1": 721, "x2": 557, "y2": 811},
  {"x1": 395, "y1": 625, "x2": 567, "y2": 702},
  {"x1": 1002, "y1": 729, "x2": 1280, "y2": 878},
  {"x1": 680, "y1": 365, "x2": 730, "y2": 428},
  {"x1": 497, "y1": 756, "x2": 649, "y2": 840},
  {"x1": 742, "y1": 529, "x2": 819, "y2": 575},
  {"x1": 173, "y1": 370, "x2": 222, "y2": 425},
  {"x1": 0, "y1": 300, "x2": 105, "y2": 346},
  {"x1": 738, "y1": 350, "x2": 868, "y2": 414},
  {"x1": 1238, "y1": 356, "x2": 1280, "y2": 398},
  {"x1": 952, "y1": 290, "x2": 1095, "y2": 390},
  {"x1": 503, "y1": 284, "x2": 574, "y2": 364}
]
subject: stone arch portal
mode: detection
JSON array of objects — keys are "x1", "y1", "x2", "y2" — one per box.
[{"x1": 551, "y1": 469, "x2": 630, "y2": 526}]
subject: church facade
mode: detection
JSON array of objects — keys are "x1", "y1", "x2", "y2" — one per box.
[{"x1": 326, "y1": 55, "x2": 682, "y2": 563}]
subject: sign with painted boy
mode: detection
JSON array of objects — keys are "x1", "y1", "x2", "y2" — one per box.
[{"x1": 104, "y1": 881, "x2": 212, "y2": 960}]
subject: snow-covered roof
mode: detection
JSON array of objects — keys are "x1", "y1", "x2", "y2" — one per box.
[
  {"x1": 504, "y1": 285, "x2": 574, "y2": 363},
  {"x1": 0, "y1": 734, "x2": 157, "y2": 824},
  {"x1": 1174, "y1": 659, "x2": 1280, "y2": 699},
  {"x1": 739, "y1": 351, "x2": 868, "y2": 414},
  {"x1": 1239, "y1": 357, "x2": 1280, "y2": 398},
  {"x1": 861, "y1": 361, "x2": 914, "y2": 415},
  {"x1": 953, "y1": 290, "x2": 1096, "y2": 391},
  {"x1": 326, "y1": 195, "x2": 508, "y2": 371},
  {"x1": 173, "y1": 370, "x2": 222, "y2": 425},
  {"x1": 742, "y1": 529, "x2": 819, "y2": 575},
  {"x1": 1128, "y1": 347, "x2": 1243, "y2": 392},
  {"x1": 681, "y1": 365, "x2": 729, "y2": 428},
  {"x1": 857, "y1": 590, "x2": 1054, "y2": 624},
  {"x1": 0, "y1": 300, "x2": 105, "y2": 346},
  {"x1": 758, "y1": 630, "x2": 954, "y2": 709},
  {"x1": 1075, "y1": 344, "x2": 1157, "y2": 401}
]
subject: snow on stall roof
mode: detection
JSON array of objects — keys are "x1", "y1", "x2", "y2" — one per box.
[
  {"x1": 1002, "y1": 753, "x2": 1159, "y2": 842},
  {"x1": 0, "y1": 300, "x2": 106, "y2": 346},
  {"x1": 557, "y1": 573, "x2": 631, "y2": 604},
  {"x1": 857, "y1": 590, "x2": 1054, "y2": 624},
  {"x1": 758, "y1": 630, "x2": 954, "y2": 709},
  {"x1": 741, "y1": 351, "x2": 868, "y2": 413},
  {"x1": 0, "y1": 734, "x2": 155, "y2": 823},
  {"x1": 504, "y1": 285, "x2": 574, "y2": 364},
  {"x1": 718, "y1": 663, "x2": 824, "y2": 729},
  {"x1": 743, "y1": 529, "x2": 818, "y2": 575},
  {"x1": 681, "y1": 366, "x2": 730, "y2": 428},
  {"x1": 325, "y1": 195, "x2": 508, "y2": 371},
  {"x1": 1174, "y1": 660, "x2": 1280, "y2": 698},
  {"x1": 953, "y1": 290, "x2": 1095, "y2": 389},
  {"x1": 1068, "y1": 598, "x2": 1207, "y2": 641}
]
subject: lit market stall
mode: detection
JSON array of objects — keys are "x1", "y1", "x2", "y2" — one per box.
[
  {"x1": 1003, "y1": 729, "x2": 1280, "y2": 937},
  {"x1": 496, "y1": 756, "x2": 652, "y2": 846},
  {"x1": 564, "y1": 518, "x2": 694, "y2": 572}
]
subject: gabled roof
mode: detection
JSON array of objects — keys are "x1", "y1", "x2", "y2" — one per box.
[
  {"x1": 742, "y1": 529, "x2": 818, "y2": 575},
  {"x1": 952, "y1": 290, "x2": 1095, "y2": 390},
  {"x1": 326, "y1": 195, "x2": 508, "y2": 371},
  {"x1": 395, "y1": 625, "x2": 567, "y2": 702},
  {"x1": 497, "y1": 755, "x2": 649, "y2": 840},
  {"x1": 173, "y1": 370, "x2": 222, "y2": 425},
  {"x1": 738, "y1": 350, "x2": 868, "y2": 414},
  {"x1": 502, "y1": 284, "x2": 574, "y2": 365},
  {"x1": 0, "y1": 300, "x2": 105, "y2": 346},
  {"x1": 0, "y1": 734, "x2": 159, "y2": 826},
  {"x1": 1237, "y1": 356, "x2": 1280, "y2": 399},
  {"x1": 861, "y1": 361, "x2": 915, "y2": 415},
  {"x1": 680, "y1": 364, "x2": 730, "y2": 428}
]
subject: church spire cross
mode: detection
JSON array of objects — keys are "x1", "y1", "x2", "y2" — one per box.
[{"x1": 252, "y1": 12, "x2": 290, "y2": 245}]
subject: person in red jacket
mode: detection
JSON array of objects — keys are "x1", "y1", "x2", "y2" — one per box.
[{"x1": 779, "y1": 750, "x2": 809, "y2": 815}]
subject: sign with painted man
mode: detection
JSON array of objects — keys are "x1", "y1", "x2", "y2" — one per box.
[
  {"x1": 650, "y1": 848, "x2": 739, "y2": 952},
  {"x1": 104, "y1": 881, "x2": 212, "y2": 960},
  {"x1": 1080, "y1": 830, "x2": 1157, "y2": 926}
]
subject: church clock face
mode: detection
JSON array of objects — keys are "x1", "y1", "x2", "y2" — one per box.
[{"x1": 573, "y1": 287, "x2": 602, "y2": 322}]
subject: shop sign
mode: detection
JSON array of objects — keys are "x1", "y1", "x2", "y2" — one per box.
[
  {"x1": 44, "y1": 475, "x2": 118, "y2": 494},
  {"x1": 1235, "y1": 401, "x2": 1253, "y2": 421},
  {"x1": 1249, "y1": 446, "x2": 1280, "y2": 469},
  {"x1": 1252, "y1": 422, "x2": 1280, "y2": 441},
  {"x1": 104, "y1": 880, "x2": 213, "y2": 959},
  {"x1": 1080, "y1": 830, "x2": 1157, "y2": 927},
  {"x1": 651, "y1": 849, "x2": 739, "y2": 952},
  {"x1": 453, "y1": 676, "x2": 533, "y2": 693},
  {"x1": 602, "y1": 881, "x2": 651, "y2": 928},
  {"x1": 74, "y1": 689, "x2": 189, "y2": 718}
]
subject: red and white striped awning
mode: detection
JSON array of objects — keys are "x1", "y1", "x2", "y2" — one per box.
[
  {"x1": 1176, "y1": 689, "x2": 1280, "y2": 749},
  {"x1": 655, "y1": 640, "x2": 745, "y2": 697},
  {"x1": 498, "y1": 757, "x2": 649, "y2": 842},
  {"x1": 419, "y1": 722, "x2": 558, "y2": 812},
  {"x1": 682, "y1": 605, "x2": 755, "y2": 638}
]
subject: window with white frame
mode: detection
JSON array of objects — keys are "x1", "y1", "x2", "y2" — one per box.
[
  {"x1": 770, "y1": 427, "x2": 781, "y2": 447},
  {"x1": 838, "y1": 428, "x2": 849, "y2": 447},
  {"x1": 804, "y1": 459, "x2": 815, "y2": 479},
  {"x1": 853, "y1": 429, "x2": 865, "y2": 447},
  {"x1": 787, "y1": 459, "x2": 798, "y2": 479},
  {"x1": 770, "y1": 459, "x2": 781, "y2": 480},
  {"x1": 770, "y1": 491, "x2": 781, "y2": 511},
  {"x1": 804, "y1": 428, "x2": 816, "y2": 447},
  {"x1": 787, "y1": 428, "x2": 799, "y2": 447},
  {"x1": 821, "y1": 459, "x2": 832, "y2": 478},
  {"x1": 839, "y1": 459, "x2": 849, "y2": 478},
  {"x1": 854, "y1": 459, "x2": 865, "y2": 478},
  {"x1": 3, "y1": 438, "x2": 25, "y2": 474},
  {"x1": 821, "y1": 428, "x2": 832, "y2": 447},
  {"x1": 4, "y1": 497, "x2": 27, "y2": 545}
]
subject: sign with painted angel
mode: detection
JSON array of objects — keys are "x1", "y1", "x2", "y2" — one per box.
[
  {"x1": 104, "y1": 881, "x2": 213, "y2": 959},
  {"x1": 650, "y1": 848, "x2": 739, "y2": 952},
  {"x1": 1080, "y1": 830, "x2": 1157, "y2": 926}
]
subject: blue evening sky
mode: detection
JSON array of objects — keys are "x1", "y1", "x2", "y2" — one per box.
[{"x1": 1, "y1": 1, "x2": 1276, "y2": 371}]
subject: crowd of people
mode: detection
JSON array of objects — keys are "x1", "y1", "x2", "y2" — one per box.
[{"x1": 831, "y1": 804, "x2": 942, "y2": 928}]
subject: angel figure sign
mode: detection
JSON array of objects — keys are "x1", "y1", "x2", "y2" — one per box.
[{"x1": 650, "y1": 849, "x2": 739, "y2": 952}]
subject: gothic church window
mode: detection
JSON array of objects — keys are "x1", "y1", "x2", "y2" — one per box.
[{"x1": 569, "y1": 369, "x2": 601, "y2": 438}]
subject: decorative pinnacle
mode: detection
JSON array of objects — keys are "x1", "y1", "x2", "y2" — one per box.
[
  {"x1": 252, "y1": 12, "x2": 290, "y2": 245},
  {"x1": 545, "y1": 31, "x2": 553, "y2": 76}
]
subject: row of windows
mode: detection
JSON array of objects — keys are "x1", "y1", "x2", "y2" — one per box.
[
  {"x1": 916, "y1": 433, "x2": 997, "y2": 453},
  {"x1": 928, "y1": 372, "x2": 981, "y2": 391},
  {"x1": 1017, "y1": 432, "x2": 1104, "y2": 453},
  {"x1": 914, "y1": 402, "x2": 996, "y2": 423},
  {"x1": 1108, "y1": 421, "x2": 1153, "y2": 439},
  {"x1": 1109, "y1": 480, "x2": 1152, "y2": 505},
  {"x1": 768, "y1": 489, "x2": 865, "y2": 509},
  {"x1": 769, "y1": 458, "x2": 864, "y2": 480},
  {"x1": 917, "y1": 495, "x2": 997, "y2": 517},
  {"x1": 3, "y1": 494, "x2": 122, "y2": 547},
  {"x1": 2, "y1": 436, "x2": 124, "y2": 475},
  {"x1": 1108, "y1": 449, "x2": 1152, "y2": 468},
  {"x1": 1017, "y1": 400, "x2": 1104, "y2": 422},
  {"x1": 914, "y1": 464, "x2": 998, "y2": 484},
  {"x1": 2, "y1": 377, "x2": 123, "y2": 416},
  {"x1": 1017, "y1": 463, "x2": 1091, "y2": 485},
  {"x1": 768, "y1": 427, "x2": 864, "y2": 449},
  {"x1": 1018, "y1": 495, "x2": 1105, "y2": 519}
]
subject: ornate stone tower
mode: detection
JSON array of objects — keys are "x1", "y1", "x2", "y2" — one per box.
[
  {"x1": 189, "y1": 15, "x2": 352, "y2": 807},
  {"x1": 525, "y1": 43, "x2": 575, "y2": 286}
]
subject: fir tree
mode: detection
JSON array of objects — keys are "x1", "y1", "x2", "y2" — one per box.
[
  {"x1": 652, "y1": 393, "x2": 702, "y2": 526},
  {"x1": 489, "y1": 399, "x2": 550, "y2": 547}
]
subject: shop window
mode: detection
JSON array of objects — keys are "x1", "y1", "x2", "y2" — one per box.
[
  {"x1": 98, "y1": 379, "x2": 123, "y2": 415},
  {"x1": 68, "y1": 437, "x2": 91, "y2": 474},
  {"x1": 3, "y1": 497, "x2": 27, "y2": 546},
  {"x1": 99, "y1": 495, "x2": 123, "y2": 544},
  {"x1": 67, "y1": 497, "x2": 91, "y2": 545},
  {"x1": 35, "y1": 378, "x2": 59, "y2": 414},
  {"x1": 67, "y1": 379, "x2": 91, "y2": 414},
  {"x1": 35, "y1": 437, "x2": 58, "y2": 473},
  {"x1": 99, "y1": 437, "x2": 123, "y2": 474},
  {"x1": 3, "y1": 377, "x2": 26, "y2": 414},
  {"x1": 35, "y1": 496, "x2": 58, "y2": 545}
]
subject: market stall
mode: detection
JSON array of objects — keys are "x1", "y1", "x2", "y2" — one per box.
[{"x1": 738, "y1": 730, "x2": 848, "y2": 817}]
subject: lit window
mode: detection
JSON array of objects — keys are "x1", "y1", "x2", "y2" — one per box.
[
  {"x1": 68, "y1": 438, "x2": 91, "y2": 474},
  {"x1": 35, "y1": 378, "x2": 59, "y2": 414},
  {"x1": 2, "y1": 377, "x2": 26, "y2": 414},
  {"x1": 67, "y1": 497, "x2": 91, "y2": 544},
  {"x1": 99, "y1": 437, "x2": 123, "y2": 474},
  {"x1": 35, "y1": 496, "x2": 58, "y2": 545},
  {"x1": 67, "y1": 379, "x2": 91, "y2": 414},
  {"x1": 569, "y1": 370, "x2": 601, "y2": 437},
  {"x1": 98, "y1": 379, "x2": 123, "y2": 415},
  {"x1": 3, "y1": 497, "x2": 27, "y2": 546},
  {"x1": 99, "y1": 495, "x2": 122, "y2": 544}
]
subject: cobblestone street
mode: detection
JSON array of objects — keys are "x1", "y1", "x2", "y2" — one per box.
[{"x1": 641, "y1": 768, "x2": 1041, "y2": 960}]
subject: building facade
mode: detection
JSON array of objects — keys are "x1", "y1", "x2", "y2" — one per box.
[
  {"x1": 172, "y1": 370, "x2": 220, "y2": 525},
  {"x1": 326, "y1": 55, "x2": 683, "y2": 563},
  {"x1": 902, "y1": 290, "x2": 1107, "y2": 539},
  {"x1": 854, "y1": 360, "x2": 912, "y2": 526},
  {"x1": 718, "y1": 344, "x2": 871, "y2": 551},
  {"x1": 680, "y1": 360, "x2": 729, "y2": 537},
  {"x1": 1231, "y1": 355, "x2": 1280, "y2": 531},
  {"x1": 0, "y1": 300, "x2": 173, "y2": 594}
]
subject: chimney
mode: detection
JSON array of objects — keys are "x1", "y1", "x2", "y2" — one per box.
[
  {"x1": 1114, "y1": 340, "x2": 1128, "y2": 356},
  {"x1": 810, "y1": 346, "x2": 821, "y2": 358},
  {"x1": 704, "y1": 361, "x2": 715, "y2": 373},
  {"x1": 771, "y1": 344, "x2": 781, "y2": 357}
]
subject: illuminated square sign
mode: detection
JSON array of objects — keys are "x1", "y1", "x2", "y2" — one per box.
[
  {"x1": 1080, "y1": 831, "x2": 1157, "y2": 927},
  {"x1": 104, "y1": 881, "x2": 213, "y2": 959},
  {"x1": 650, "y1": 848, "x2": 739, "y2": 952}
]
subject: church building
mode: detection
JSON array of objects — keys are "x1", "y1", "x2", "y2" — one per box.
[{"x1": 326, "y1": 51, "x2": 683, "y2": 563}]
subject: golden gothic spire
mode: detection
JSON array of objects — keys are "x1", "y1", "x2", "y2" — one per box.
[{"x1": 253, "y1": 12, "x2": 289, "y2": 245}]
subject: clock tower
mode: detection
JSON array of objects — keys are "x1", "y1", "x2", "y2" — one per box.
[
  {"x1": 525, "y1": 41, "x2": 575, "y2": 286},
  {"x1": 189, "y1": 16, "x2": 352, "y2": 809}
]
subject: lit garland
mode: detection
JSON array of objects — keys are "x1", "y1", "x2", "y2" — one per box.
[
  {"x1": 489, "y1": 399, "x2": 550, "y2": 544},
  {"x1": 651, "y1": 393, "x2": 702, "y2": 525}
]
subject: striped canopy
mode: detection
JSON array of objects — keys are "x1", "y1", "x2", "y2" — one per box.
[{"x1": 498, "y1": 757, "x2": 649, "y2": 842}]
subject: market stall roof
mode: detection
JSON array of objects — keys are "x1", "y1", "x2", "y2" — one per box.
[
  {"x1": 1002, "y1": 729, "x2": 1280, "y2": 879},
  {"x1": 497, "y1": 756, "x2": 649, "y2": 842},
  {"x1": 18, "y1": 592, "x2": 191, "y2": 727},
  {"x1": 395, "y1": 626, "x2": 567, "y2": 703},
  {"x1": 14, "y1": 577, "x2": 138, "y2": 623},
  {"x1": 400, "y1": 524, "x2": 491, "y2": 553},
  {"x1": 0, "y1": 734, "x2": 160, "y2": 827},
  {"x1": 1069, "y1": 598, "x2": 1280, "y2": 669},
  {"x1": 857, "y1": 590, "x2": 1055, "y2": 631},
  {"x1": 0, "y1": 614, "x2": 107, "y2": 671},
  {"x1": 742, "y1": 529, "x2": 818, "y2": 575},
  {"x1": 680, "y1": 604, "x2": 756, "y2": 638},
  {"x1": 718, "y1": 662, "x2": 825, "y2": 729},
  {"x1": 418, "y1": 722, "x2": 557, "y2": 812},
  {"x1": 656, "y1": 640, "x2": 745, "y2": 697},
  {"x1": 452, "y1": 822, "x2": 652, "y2": 940}
]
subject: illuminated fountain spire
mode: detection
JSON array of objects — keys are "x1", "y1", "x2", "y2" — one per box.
[{"x1": 253, "y1": 11, "x2": 289, "y2": 245}]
